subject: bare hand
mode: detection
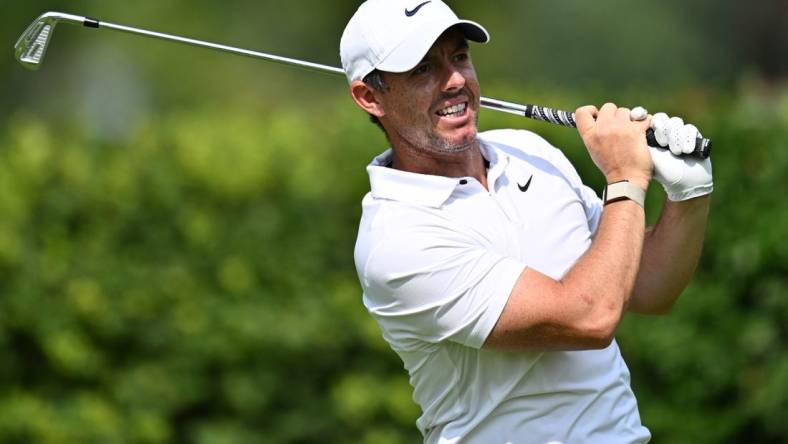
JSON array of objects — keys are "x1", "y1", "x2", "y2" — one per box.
[{"x1": 576, "y1": 103, "x2": 654, "y2": 190}]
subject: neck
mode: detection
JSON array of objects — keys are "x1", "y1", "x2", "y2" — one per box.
[{"x1": 390, "y1": 138, "x2": 489, "y2": 189}]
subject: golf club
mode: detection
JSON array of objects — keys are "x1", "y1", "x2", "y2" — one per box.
[{"x1": 15, "y1": 11, "x2": 711, "y2": 159}]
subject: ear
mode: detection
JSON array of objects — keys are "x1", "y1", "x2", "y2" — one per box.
[{"x1": 349, "y1": 80, "x2": 385, "y2": 118}]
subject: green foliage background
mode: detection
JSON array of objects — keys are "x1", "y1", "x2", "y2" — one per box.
[{"x1": 1, "y1": 1, "x2": 786, "y2": 443}]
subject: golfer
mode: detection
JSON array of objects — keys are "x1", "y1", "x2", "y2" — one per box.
[{"x1": 342, "y1": 1, "x2": 712, "y2": 443}]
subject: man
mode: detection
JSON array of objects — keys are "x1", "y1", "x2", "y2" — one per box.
[{"x1": 341, "y1": 1, "x2": 713, "y2": 443}]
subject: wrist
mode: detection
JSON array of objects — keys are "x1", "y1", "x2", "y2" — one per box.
[
  {"x1": 665, "y1": 194, "x2": 711, "y2": 209},
  {"x1": 602, "y1": 180, "x2": 647, "y2": 208},
  {"x1": 605, "y1": 173, "x2": 650, "y2": 192},
  {"x1": 665, "y1": 183, "x2": 714, "y2": 202}
]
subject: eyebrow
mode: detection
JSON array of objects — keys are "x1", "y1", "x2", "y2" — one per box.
[{"x1": 419, "y1": 38, "x2": 470, "y2": 64}]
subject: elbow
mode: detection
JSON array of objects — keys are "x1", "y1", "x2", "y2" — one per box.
[
  {"x1": 581, "y1": 323, "x2": 617, "y2": 349},
  {"x1": 577, "y1": 304, "x2": 623, "y2": 349}
]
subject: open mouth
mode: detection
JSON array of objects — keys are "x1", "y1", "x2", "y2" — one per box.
[{"x1": 436, "y1": 101, "x2": 468, "y2": 118}]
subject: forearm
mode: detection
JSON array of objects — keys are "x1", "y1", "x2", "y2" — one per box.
[
  {"x1": 559, "y1": 198, "x2": 646, "y2": 336},
  {"x1": 629, "y1": 195, "x2": 711, "y2": 314}
]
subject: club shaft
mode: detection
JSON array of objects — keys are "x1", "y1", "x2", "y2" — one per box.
[
  {"x1": 89, "y1": 21, "x2": 561, "y2": 119},
  {"x1": 96, "y1": 19, "x2": 346, "y2": 76},
  {"x1": 94, "y1": 20, "x2": 537, "y2": 116},
  {"x1": 93, "y1": 17, "x2": 530, "y2": 116},
  {"x1": 19, "y1": 12, "x2": 711, "y2": 159}
]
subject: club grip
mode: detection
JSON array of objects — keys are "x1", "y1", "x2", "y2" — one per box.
[
  {"x1": 646, "y1": 128, "x2": 711, "y2": 159},
  {"x1": 522, "y1": 105, "x2": 712, "y2": 160}
]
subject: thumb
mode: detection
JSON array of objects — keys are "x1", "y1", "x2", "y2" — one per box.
[{"x1": 575, "y1": 105, "x2": 598, "y2": 136}]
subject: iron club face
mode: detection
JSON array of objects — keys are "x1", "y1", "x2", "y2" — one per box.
[
  {"x1": 14, "y1": 16, "x2": 54, "y2": 69},
  {"x1": 14, "y1": 12, "x2": 88, "y2": 70}
]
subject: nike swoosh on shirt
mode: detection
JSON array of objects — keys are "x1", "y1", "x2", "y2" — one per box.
[
  {"x1": 518, "y1": 175, "x2": 533, "y2": 192},
  {"x1": 405, "y1": 1, "x2": 431, "y2": 17}
]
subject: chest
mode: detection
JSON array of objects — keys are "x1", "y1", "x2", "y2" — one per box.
[{"x1": 445, "y1": 167, "x2": 594, "y2": 279}]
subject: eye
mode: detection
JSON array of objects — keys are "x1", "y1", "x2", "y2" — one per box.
[
  {"x1": 453, "y1": 52, "x2": 469, "y2": 63},
  {"x1": 412, "y1": 63, "x2": 430, "y2": 75}
]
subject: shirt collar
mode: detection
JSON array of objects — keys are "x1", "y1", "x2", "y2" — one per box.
[
  {"x1": 366, "y1": 142, "x2": 510, "y2": 208},
  {"x1": 483, "y1": 141, "x2": 509, "y2": 187}
]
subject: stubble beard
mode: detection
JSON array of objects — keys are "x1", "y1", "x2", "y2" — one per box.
[{"x1": 407, "y1": 111, "x2": 479, "y2": 155}]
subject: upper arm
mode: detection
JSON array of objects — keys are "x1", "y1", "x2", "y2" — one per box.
[
  {"x1": 360, "y1": 217, "x2": 619, "y2": 353},
  {"x1": 358, "y1": 228, "x2": 524, "y2": 351},
  {"x1": 483, "y1": 266, "x2": 617, "y2": 351}
]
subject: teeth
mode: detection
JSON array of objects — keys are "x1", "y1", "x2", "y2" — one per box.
[{"x1": 437, "y1": 102, "x2": 467, "y2": 117}]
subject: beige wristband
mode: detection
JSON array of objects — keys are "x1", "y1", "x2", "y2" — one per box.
[{"x1": 602, "y1": 180, "x2": 646, "y2": 208}]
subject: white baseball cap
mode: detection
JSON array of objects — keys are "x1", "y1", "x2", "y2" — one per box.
[{"x1": 339, "y1": 0, "x2": 490, "y2": 83}]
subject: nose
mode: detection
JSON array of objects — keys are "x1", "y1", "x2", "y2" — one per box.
[{"x1": 442, "y1": 64, "x2": 466, "y2": 92}]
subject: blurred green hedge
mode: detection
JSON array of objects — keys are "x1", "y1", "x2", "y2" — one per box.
[{"x1": 0, "y1": 84, "x2": 786, "y2": 443}]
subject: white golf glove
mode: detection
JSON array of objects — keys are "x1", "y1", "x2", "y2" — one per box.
[{"x1": 649, "y1": 112, "x2": 713, "y2": 201}]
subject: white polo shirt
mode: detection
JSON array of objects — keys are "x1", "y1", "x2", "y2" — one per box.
[{"x1": 354, "y1": 129, "x2": 651, "y2": 444}]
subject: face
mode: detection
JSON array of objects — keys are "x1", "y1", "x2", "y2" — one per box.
[{"x1": 376, "y1": 28, "x2": 481, "y2": 154}]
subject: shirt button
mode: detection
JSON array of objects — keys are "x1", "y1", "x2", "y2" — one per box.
[{"x1": 459, "y1": 179, "x2": 468, "y2": 185}]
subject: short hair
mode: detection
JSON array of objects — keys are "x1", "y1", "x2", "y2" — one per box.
[{"x1": 362, "y1": 70, "x2": 388, "y2": 134}]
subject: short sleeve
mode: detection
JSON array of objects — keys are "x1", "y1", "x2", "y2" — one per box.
[{"x1": 358, "y1": 226, "x2": 524, "y2": 352}]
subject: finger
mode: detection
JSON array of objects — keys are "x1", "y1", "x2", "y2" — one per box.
[
  {"x1": 680, "y1": 123, "x2": 699, "y2": 154},
  {"x1": 598, "y1": 102, "x2": 618, "y2": 121},
  {"x1": 651, "y1": 112, "x2": 670, "y2": 147},
  {"x1": 650, "y1": 112, "x2": 668, "y2": 129},
  {"x1": 630, "y1": 106, "x2": 648, "y2": 121},
  {"x1": 635, "y1": 114, "x2": 653, "y2": 132},
  {"x1": 615, "y1": 107, "x2": 631, "y2": 121},
  {"x1": 575, "y1": 105, "x2": 599, "y2": 135},
  {"x1": 668, "y1": 116, "x2": 685, "y2": 155}
]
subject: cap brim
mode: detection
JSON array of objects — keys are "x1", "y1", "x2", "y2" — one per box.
[{"x1": 376, "y1": 19, "x2": 489, "y2": 74}]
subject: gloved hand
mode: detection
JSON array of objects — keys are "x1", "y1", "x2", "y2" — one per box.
[{"x1": 649, "y1": 112, "x2": 713, "y2": 201}]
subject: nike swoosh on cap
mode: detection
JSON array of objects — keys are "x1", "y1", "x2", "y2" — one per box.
[
  {"x1": 518, "y1": 175, "x2": 533, "y2": 192},
  {"x1": 405, "y1": 1, "x2": 432, "y2": 17}
]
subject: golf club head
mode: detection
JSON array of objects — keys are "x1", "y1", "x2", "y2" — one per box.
[{"x1": 15, "y1": 12, "x2": 85, "y2": 70}]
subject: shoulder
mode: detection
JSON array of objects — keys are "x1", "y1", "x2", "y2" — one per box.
[{"x1": 354, "y1": 197, "x2": 467, "y2": 281}]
